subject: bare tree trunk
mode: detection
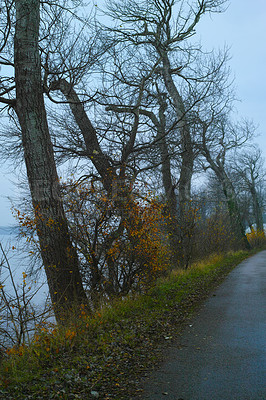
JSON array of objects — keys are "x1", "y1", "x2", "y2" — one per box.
[
  {"x1": 221, "y1": 176, "x2": 249, "y2": 246},
  {"x1": 246, "y1": 167, "x2": 264, "y2": 233},
  {"x1": 250, "y1": 186, "x2": 264, "y2": 233},
  {"x1": 161, "y1": 54, "x2": 194, "y2": 267},
  {"x1": 157, "y1": 96, "x2": 177, "y2": 215},
  {"x1": 160, "y1": 135, "x2": 178, "y2": 213},
  {"x1": 51, "y1": 78, "x2": 114, "y2": 192},
  {"x1": 234, "y1": 150, "x2": 264, "y2": 236},
  {"x1": 14, "y1": 0, "x2": 88, "y2": 323},
  {"x1": 200, "y1": 121, "x2": 251, "y2": 250},
  {"x1": 156, "y1": 96, "x2": 181, "y2": 265},
  {"x1": 161, "y1": 54, "x2": 193, "y2": 211},
  {"x1": 207, "y1": 158, "x2": 250, "y2": 249}
]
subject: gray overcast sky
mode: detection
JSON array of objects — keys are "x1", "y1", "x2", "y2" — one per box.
[
  {"x1": 197, "y1": 0, "x2": 266, "y2": 149},
  {"x1": 0, "y1": 0, "x2": 265, "y2": 226}
]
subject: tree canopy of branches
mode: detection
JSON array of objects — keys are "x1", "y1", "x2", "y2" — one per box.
[{"x1": 0, "y1": 0, "x2": 265, "y2": 322}]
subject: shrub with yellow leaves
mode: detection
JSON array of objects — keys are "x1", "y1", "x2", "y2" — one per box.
[
  {"x1": 63, "y1": 179, "x2": 170, "y2": 303},
  {"x1": 246, "y1": 227, "x2": 266, "y2": 248}
]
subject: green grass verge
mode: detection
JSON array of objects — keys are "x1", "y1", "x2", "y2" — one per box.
[{"x1": 0, "y1": 250, "x2": 259, "y2": 399}]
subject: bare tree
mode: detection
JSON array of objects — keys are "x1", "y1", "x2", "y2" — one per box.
[
  {"x1": 104, "y1": 41, "x2": 231, "y2": 266},
  {"x1": 103, "y1": 0, "x2": 227, "y2": 210},
  {"x1": 0, "y1": 0, "x2": 89, "y2": 323},
  {"x1": 198, "y1": 115, "x2": 253, "y2": 249},
  {"x1": 232, "y1": 147, "x2": 265, "y2": 234}
]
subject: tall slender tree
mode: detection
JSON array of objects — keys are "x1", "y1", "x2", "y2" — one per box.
[{"x1": 12, "y1": 0, "x2": 88, "y2": 322}]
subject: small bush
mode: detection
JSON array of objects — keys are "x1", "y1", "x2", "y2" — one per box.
[{"x1": 246, "y1": 228, "x2": 266, "y2": 248}]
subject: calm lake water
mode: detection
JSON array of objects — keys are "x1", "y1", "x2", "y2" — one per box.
[
  {"x1": 0, "y1": 226, "x2": 49, "y2": 307},
  {"x1": 0, "y1": 226, "x2": 54, "y2": 346}
]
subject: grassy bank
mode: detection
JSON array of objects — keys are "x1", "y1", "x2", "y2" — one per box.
[{"x1": 0, "y1": 250, "x2": 257, "y2": 399}]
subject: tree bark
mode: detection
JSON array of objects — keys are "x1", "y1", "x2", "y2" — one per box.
[
  {"x1": 221, "y1": 174, "x2": 250, "y2": 248},
  {"x1": 161, "y1": 54, "x2": 195, "y2": 266},
  {"x1": 204, "y1": 150, "x2": 250, "y2": 249},
  {"x1": 156, "y1": 96, "x2": 181, "y2": 265},
  {"x1": 51, "y1": 78, "x2": 115, "y2": 192},
  {"x1": 161, "y1": 54, "x2": 193, "y2": 212},
  {"x1": 14, "y1": 0, "x2": 88, "y2": 323},
  {"x1": 250, "y1": 185, "x2": 264, "y2": 233}
]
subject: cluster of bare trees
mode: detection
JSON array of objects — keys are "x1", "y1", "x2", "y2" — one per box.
[{"x1": 0, "y1": 0, "x2": 265, "y2": 323}]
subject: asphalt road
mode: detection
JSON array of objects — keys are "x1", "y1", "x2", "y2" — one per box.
[{"x1": 138, "y1": 251, "x2": 266, "y2": 400}]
